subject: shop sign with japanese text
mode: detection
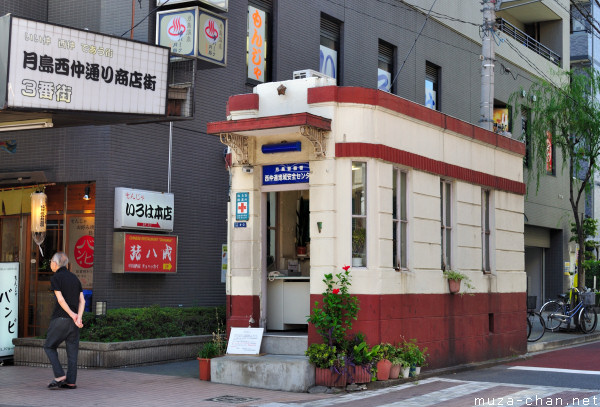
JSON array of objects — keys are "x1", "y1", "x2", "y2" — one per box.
[
  {"x1": 197, "y1": 8, "x2": 227, "y2": 66},
  {"x1": 68, "y1": 216, "x2": 94, "y2": 289},
  {"x1": 156, "y1": 7, "x2": 198, "y2": 56},
  {"x1": 0, "y1": 262, "x2": 19, "y2": 357},
  {"x1": 236, "y1": 192, "x2": 249, "y2": 221},
  {"x1": 247, "y1": 5, "x2": 266, "y2": 82},
  {"x1": 263, "y1": 163, "x2": 309, "y2": 186},
  {"x1": 1, "y1": 15, "x2": 168, "y2": 115},
  {"x1": 113, "y1": 232, "x2": 177, "y2": 273},
  {"x1": 114, "y1": 187, "x2": 174, "y2": 231},
  {"x1": 156, "y1": 0, "x2": 228, "y2": 11}
]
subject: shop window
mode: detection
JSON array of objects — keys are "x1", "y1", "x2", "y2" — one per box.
[
  {"x1": 352, "y1": 162, "x2": 366, "y2": 267},
  {"x1": 320, "y1": 14, "x2": 341, "y2": 84},
  {"x1": 440, "y1": 180, "x2": 452, "y2": 270},
  {"x1": 247, "y1": 1, "x2": 271, "y2": 84},
  {"x1": 493, "y1": 102, "x2": 511, "y2": 135},
  {"x1": 481, "y1": 189, "x2": 492, "y2": 273},
  {"x1": 378, "y1": 39, "x2": 394, "y2": 93},
  {"x1": 393, "y1": 169, "x2": 407, "y2": 269},
  {"x1": 425, "y1": 61, "x2": 440, "y2": 110}
]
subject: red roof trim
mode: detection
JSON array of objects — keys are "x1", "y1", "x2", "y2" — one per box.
[
  {"x1": 336, "y1": 142, "x2": 526, "y2": 195},
  {"x1": 226, "y1": 93, "x2": 259, "y2": 117},
  {"x1": 310, "y1": 86, "x2": 525, "y2": 157},
  {"x1": 207, "y1": 112, "x2": 332, "y2": 135}
]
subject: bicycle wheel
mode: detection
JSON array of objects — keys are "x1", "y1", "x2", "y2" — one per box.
[
  {"x1": 578, "y1": 306, "x2": 598, "y2": 334},
  {"x1": 526, "y1": 316, "x2": 532, "y2": 339},
  {"x1": 527, "y1": 312, "x2": 545, "y2": 342},
  {"x1": 539, "y1": 301, "x2": 564, "y2": 331}
]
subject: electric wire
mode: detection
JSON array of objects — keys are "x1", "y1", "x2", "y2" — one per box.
[{"x1": 121, "y1": 0, "x2": 171, "y2": 37}]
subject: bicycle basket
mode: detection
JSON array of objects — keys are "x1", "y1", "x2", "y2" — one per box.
[
  {"x1": 527, "y1": 296, "x2": 537, "y2": 310},
  {"x1": 581, "y1": 292, "x2": 595, "y2": 306}
]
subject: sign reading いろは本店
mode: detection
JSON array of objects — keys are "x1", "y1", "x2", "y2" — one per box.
[{"x1": 114, "y1": 187, "x2": 174, "y2": 231}]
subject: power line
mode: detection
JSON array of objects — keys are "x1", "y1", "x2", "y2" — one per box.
[
  {"x1": 391, "y1": 0, "x2": 438, "y2": 87},
  {"x1": 121, "y1": 0, "x2": 172, "y2": 37}
]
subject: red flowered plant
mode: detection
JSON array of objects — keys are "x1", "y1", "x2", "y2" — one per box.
[{"x1": 307, "y1": 265, "x2": 360, "y2": 347}]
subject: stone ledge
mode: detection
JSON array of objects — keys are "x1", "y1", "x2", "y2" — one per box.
[{"x1": 12, "y1": 335, "x2": 212, "y2": 368}]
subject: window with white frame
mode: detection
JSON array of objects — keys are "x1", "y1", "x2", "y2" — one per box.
[
  {"x1": 481, "y1": 189, "x2": 492, "y2": 273},
  {"x1": 352, "y1": 162, "x2": 366, "y2": 266},
  {"x1": 440, "y1": 180, "x2": 452, "y2": 270},
  {"x1": 393, "y1": 169, "x2": 407, "y2": 269}
]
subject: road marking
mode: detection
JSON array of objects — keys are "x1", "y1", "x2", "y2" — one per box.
[{"x1": 509, "y1": 366, "x2": 600, "y2": 375}]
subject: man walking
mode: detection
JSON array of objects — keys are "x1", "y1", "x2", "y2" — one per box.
[{"x1": 44, "y1": 252, "x2": 85, "y2": 389}]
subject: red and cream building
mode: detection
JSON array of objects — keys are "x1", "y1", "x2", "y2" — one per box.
[{"x1": 208, "y1": 75, "x2": 526, "y2": 369}]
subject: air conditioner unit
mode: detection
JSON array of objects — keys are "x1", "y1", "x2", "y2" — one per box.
[{"x1": 292, "y1": 69, "x2": 332, "y2": 80}]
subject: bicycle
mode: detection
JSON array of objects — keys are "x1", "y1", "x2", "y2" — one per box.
[
  {"x1": 526, "y1": 296, "x2": 545, "y2": 342},
  {"x1": 539, "y1": 288, "x2": 598, "y2": 334}
]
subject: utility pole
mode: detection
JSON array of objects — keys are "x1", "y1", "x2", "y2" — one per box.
[{"x1": 480, "y1": 0, "x2": 496, "y2": 131}]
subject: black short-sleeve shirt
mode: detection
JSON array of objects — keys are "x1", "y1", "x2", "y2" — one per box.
[{"x1": 50, "y1": 266, "x2": 83, "y2": 320}]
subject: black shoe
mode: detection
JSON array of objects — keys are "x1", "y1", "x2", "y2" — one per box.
[
  {"x1": 59, "y1": 382, "x2": 77, "y2": 389},
  {"x1": 47, "y1": 380, "x2": 64, "y2": 389}
]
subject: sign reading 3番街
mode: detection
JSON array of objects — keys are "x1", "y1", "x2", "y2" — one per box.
[
  {"x1": 0, "y1": 15, "x2": 169, "y2": 115},
  {"x1": 114, "y1": 187, "x2": 174, "y2": 231}
]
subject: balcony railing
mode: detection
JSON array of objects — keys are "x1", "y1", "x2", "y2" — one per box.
[{"x1": 496, "y1": 18, "x2": 561, "y2": 66}]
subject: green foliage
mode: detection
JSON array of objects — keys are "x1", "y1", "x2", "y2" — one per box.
[
  {"x1": 400, "y1": 339, "x2": 428, "y2": 367},
  {"x1": 586, "y1": 261, "x2": 600, "y2": 290},
  {"x1": 376, "y1": 343, "x2": 394, "y2": 361},
  {"x1": 79, "y1": 305, "x2": 226, "y2": 342},
  {"x1": 307, "y1": 265, "x2": 360, "y2": 347},
  {"x1": 352, "y1": 227, "x2": 366, "y2": 257},
  {"x1": 351, "y1": 341, "x2": 380, "y2": 366},
  {"x1": 198, "y1": 307, "x2": 227, "y2": 358},
  {"x1": 305, "y1": 343, "x2": 345, "y2": 369},
  {"x1": 443, "y1": 270, "x2": 475, "y2": 294},
  {"x1": 510, "y1": 68, "x2": 600, "y2": 290}
]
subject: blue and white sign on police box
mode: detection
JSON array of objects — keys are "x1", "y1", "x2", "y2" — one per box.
[
  {"x1": 236, "y1": 192, "x2": 249, "y2": 221},
  {"x1": 263, "y1": 162, "x2": 309, "y2": 186}
]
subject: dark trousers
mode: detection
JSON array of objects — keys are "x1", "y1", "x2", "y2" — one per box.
[{"x1": 43, "y1": 317, "x2": 80, "y2": 384}]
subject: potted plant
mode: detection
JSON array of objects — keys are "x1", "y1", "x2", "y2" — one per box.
[
  {"x1": 305, "y1": 343, "x2": 347, "y2": 386},
  {"x1": 375, "y1": 343, "x2": 394, "y2": 381},
  {"x1": 443, "y1": 270, "x2": 474, "y2": 295},
  {"x1": 197, "y1": 310, "x2": 227, "y2": 381},
  {"x1": 296, "y1": 196, "x2": 310, "y2": 255},
  {"x1": 352, "y1": 227, "x2": 366, "y2": 267},
  {"x1": 401, "y1": 339, "x2": 428, "y2": 377},
  {"x1": 389, "y1": 346, "x2": 408, "y2": 379},
  {"x1": 347, "y1": 337, "x2": 379, "y2": 384}
]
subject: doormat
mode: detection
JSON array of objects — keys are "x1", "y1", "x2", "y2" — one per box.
[{"x1": 205, "y1": 395, "x2": 260, "y2": 404}]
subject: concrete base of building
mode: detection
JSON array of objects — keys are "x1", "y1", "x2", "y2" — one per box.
[
  {"x1": 211, "y1": 354, "x2": 315, "y2": 392},
  {"x1": 260, "y1": 332, "x2": 308, "y2": 355},
  {"x1": 12, "y1": 335, "x2": 212, "y2": 368}
]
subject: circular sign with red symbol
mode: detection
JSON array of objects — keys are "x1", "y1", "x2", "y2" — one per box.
[
  {"x1": 167, "y1": 16, "x2": 187, "y2": 41},
  {"x1": 74, "y1": 235, "x2": 94, "y2": 269},
  {"x1": 204, "y1": 18, "x2": 220, "y2": 44}
]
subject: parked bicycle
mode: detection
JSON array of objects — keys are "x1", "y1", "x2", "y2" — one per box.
[
  {"x1": 526, "y1": 296, "x2": 545, "y2": 342},
  {"x1": 539, "y1": 288, "x2": 598, "y2": 334}
]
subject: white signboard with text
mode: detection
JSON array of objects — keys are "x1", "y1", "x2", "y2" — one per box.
[
  {"x1": 5, "y1": 16, "x2": 169, "y2": 115},
  {"x1": 0, "y1": 262, "x2": 19, "y2": 358},
  {"x1": 114, "y1": 187, "x2": 174, "y2": 231},
  {"x1": 226, "y1": 327, "x2": 264, "y2": 355}
]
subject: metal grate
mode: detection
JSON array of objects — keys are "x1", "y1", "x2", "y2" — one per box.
[{"x1": 205, "y1": 396, "x2": 260, "y2": 404}]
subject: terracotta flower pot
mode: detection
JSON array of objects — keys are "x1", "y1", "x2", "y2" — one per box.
[
  {"x1": 315, "y1": 367, "x2": 346, "y2": 387},
  {"x1": 389, "y1": 364, "x2": 401, "y2": 379},
  {"x1": 448, "y1": 279, "x2": 461, "y2": 294},
  {"x1": 376, "y1": 359, "x2": 392, "y2": 381},
  {"x1": 198, "y1": 357, "x2": 211, "y2": 381},
  {"x1": 347, "y1": 365, "x2": 371, "y2": 384}
]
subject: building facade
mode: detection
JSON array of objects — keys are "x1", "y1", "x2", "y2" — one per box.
[{"x1": 0, "y1": 0, "x2": 572, "y2": 366}]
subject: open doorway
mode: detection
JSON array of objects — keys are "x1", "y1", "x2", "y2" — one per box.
[{"x1": 264, "y1": 189, "x2": 310, "y2": 331}]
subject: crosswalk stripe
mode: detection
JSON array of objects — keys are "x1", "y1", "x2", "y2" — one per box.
[{"x1": 509, "y1": 366, "x2": 600, "y2": 375}]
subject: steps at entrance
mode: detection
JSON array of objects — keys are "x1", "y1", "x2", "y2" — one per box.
[
  {"x1": 211, "y1": 354, "x2": 315, "y2": 392},
  {"x1": 211, "y1": 332, "x2": 313, "y2": 392},
  {"x1": 260, "y1": 333, "x2": 308, "y2": 355}
]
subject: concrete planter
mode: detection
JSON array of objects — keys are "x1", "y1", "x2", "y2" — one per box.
[{"x1": 12, "y1": 335, "x2": 212, "y2": 368}]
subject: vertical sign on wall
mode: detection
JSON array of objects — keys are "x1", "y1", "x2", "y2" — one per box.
[
  {"x1": 247, "y1": 6, "x2": 266, "y2": 83},
  {"x1": 236, "y1": 192, "x2": 249, "y2": 221},
  {"x1": 0, "y1": 262, "x2": 19, "y2": 358},
  {"x1": 68, "y1": 217, "x2": 95, "y2": 289},
  {"x1": 198, "y1": 8, "x2": 227, "y2": 66},
  {"x1": 546, "y1": 130, "x2": 553, "y2": 173},
  {"x1": 156, "y1": 7, "x2": 198, "y2": 56}
]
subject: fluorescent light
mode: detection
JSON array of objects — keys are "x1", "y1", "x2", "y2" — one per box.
[{"x1": 0, "y1": 119, "x2": 53, "y2": 132}]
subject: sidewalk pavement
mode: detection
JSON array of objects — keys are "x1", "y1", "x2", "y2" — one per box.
[{"x1": 1, "y1": 328, "x2": 598, "y2": 407}]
